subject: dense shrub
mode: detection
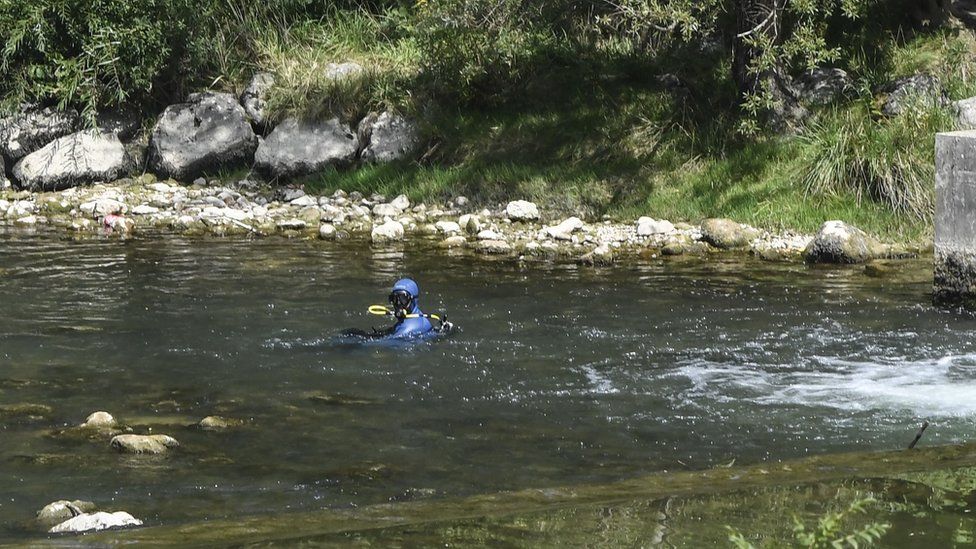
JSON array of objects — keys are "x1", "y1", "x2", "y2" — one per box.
[{"x1": 0, "y1": 0, "x2": 215, "y2": 119}]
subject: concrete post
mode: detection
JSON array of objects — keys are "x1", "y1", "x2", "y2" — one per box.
[{"x1": 935, "y1": 130, "x2": 976, "y2": 298}]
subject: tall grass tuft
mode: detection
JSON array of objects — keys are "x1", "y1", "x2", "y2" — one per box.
[{"x1": 797, "y1": 100, "x2": 953, "y2": 220}]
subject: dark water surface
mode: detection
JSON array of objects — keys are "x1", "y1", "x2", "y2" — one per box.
[{"x1": 1, "y1": 230, "x2": 973, "y2": 542}]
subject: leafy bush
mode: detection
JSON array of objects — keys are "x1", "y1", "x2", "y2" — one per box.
[
  {"x1": 413, "y1": 0, "x2": 576, "y2": 105},
  {"x1": 0, "y1": 0, "x2": 214, "y2": 120}
]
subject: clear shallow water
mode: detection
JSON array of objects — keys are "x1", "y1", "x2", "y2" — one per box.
[{"x1": 0, "y1": 229, "x2": 974, "y2": 541}]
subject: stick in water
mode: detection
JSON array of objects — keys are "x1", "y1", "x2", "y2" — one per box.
[{"x1": 908, "y1": 421, "x2": 929, "y2": 449}]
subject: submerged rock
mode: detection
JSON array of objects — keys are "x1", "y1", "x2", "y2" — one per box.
[
  {"x1": 358, "y1": 111, "x2": 421, "y2": 163},
  {"x1": 700, "y1": 218, "x2": 759, "y2": 249},
  {"x1": 307, "y1": 393, "x2": 378, "y2": 406},
  {"x1": 49, "y1": 511, "x2": 142, "y2": 534},
  {"x1": 149, "y1": 92, "x2": 257, "y2": 181},
  {"x1": 13, "y1": 130, "x2": 129, "y2": 191},
  {"x1": 0, "y1": 403, "x2": 52, "y2": 421},
  {"x1": 81, "y1": 411, "x2": 117, "y2": 429},
  {"x1": 109, "y1": 434, "x2": 179, "y2": 454},
  {"x1": 198, "y1": 416, "x2": 244, "y2": 431},
  {"x1": 505, "y1": 200, "x2": 540, "y2": 221},
  {"x1": 254, "y1": 118, "x2": 358, "y2": 179},
  {"x1": 580, "y1": 242, "x2": 613, "y2": 265},
  {"x1": 37, "y1": 500, "x2": 97, "y2": 528},
  {"x1": 0, "y1": 107, "x2": 80, "y2": 162},
  {"x1": 805, "y1": 220, "x2": 884, "y2": 264}
]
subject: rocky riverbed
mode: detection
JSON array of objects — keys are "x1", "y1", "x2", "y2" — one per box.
[{"x1": 0, "y1": 176, "x2": 923, "y2": 265}]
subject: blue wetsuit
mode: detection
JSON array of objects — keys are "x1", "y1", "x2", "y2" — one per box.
[{"x1": 389, "y1": 278, "x2": 434, "y2": 339}]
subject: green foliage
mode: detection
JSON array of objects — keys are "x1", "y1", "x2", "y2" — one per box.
[
  {"x1": 413, "y1": 0, "x2": 576, "y2": 105},
  {"x1": 798, "y1": 100, "x2": 953, "y2": 220},
  {"x1": 727, "y1": 497, "x2": 890, "y2": 549},
  {"x1": 0, "y1": 0, "x2": 207, "y2": 121}
]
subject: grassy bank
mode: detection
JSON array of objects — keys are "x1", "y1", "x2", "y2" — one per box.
[{"x1": 4, "y1": 3, "x2": 976, "y2": 244}]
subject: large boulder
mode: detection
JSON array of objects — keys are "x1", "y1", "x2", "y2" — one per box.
[
  {"x1": 0, "y1": 155, "x2": 8, "y2": 189},
  {"x1": 241, "y1": 72, "x2": 275, "y2": 130},
  {"x1": 110, "y1": 434, "x2": 179, "y2": 454},
  {"x1": 358, "y1": 111, "x2": 421, "y2": 163},
  {"x1": 254, "y1": 118, "x2": 358, "y2": 180},
  {"x1": 0, "y1": 107, "x2": 79, "y2": 162},
  {"x1": 796, "y1": 68, "x2": 852, "y2": 106},
  {"x1": 148, "y1": 92, "x2": 257, "y2": 181},
  {"x1": 49, "y1": 511, "x2": 142, "y2": 534},
  {"x1": 13, "y1": 130, "x2": 129, "y2": 191},
  {"x1": 804, "y1": 220, "x2": 884, "y2": 263},
  {"x1": 880, "y1": 74, "x2": 948, "y2": 117},
  {"x1": 700, "y1": 218, "x2": 759, "y2": 249}
]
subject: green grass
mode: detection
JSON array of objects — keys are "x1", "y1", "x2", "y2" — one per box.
[{"x1": 214, "y1": 9, "x2": 976, "y2": 246}]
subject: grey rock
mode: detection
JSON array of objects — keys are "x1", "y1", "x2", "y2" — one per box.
[
  {"x1": 254, "y1": 118, "x2": 357, "y2": 179},
  {"x1": 796, "y1": 68, "x2": 852, "y2": 105},
  {"x1": 80, "y1": 411, "x2": 117, "y2": 429},
  {"x1": 325, "y1": 62, "x2": 365, "y2": 82},
  {"x1": 505, "y1": 200, "x2": 540, "y2": 221},
  {"x1": 358, "y1": 111, "x2": 421, "y2": 163},
  {"x1": 371, "y1": 219, "x2": 404, "y2": 243},
  {"x1": 954, "y1": 97, "x2": 976, "y2": 130},
  {"x1": 198, "y1": 415, "x2": 243, "y2": 431},
  {"x1": 580, "y1": 243, "x2": 613, "y2": 265},
  {"x1": 700, "y1": 218, "x2": 759, "y2": 249},
  {"x1": 49, "y1": 511, "x2": 142, "y2": 533},
  {"x1": 109, "y1": 433, "x2": 179, "y2": 454},
  {"x1": 37, "y1": 500, "x2": 97, "y2": 527},
  {"x1": 804, "y1": 220, "x2": 883, "y2": 263},
  {"x1": 541, "y1": 216, "x2": 584, "y2": 240},
  {"x1": 474, "y1": 239, "x2": 512, "y2": 254},
  {"x1": 636, "y1": 216, "x2": 675, "y2": 236},
  {"x1": 149, "y1": 92, "x2": 257, "y2": 181},
  {"x1": 13, "y1": 130, "x2": 129, "y2": 191},
  {"x1": 241, "y1": 72, "x2": 275, "y2": 130},
  {"x1": 372, "y1": 203, "x2": 401, "y2": 217},
  {"x1": 881, "y1": 74, "x2": 948, "y2": 117},
  {"x1": 0, "y1": 107, "x2": 79, "y2": 162},
  {"x1": 0, "y1": 155, "x2": 8, "y2": 189},
  {"x1": 319, "y1": 223, "x2": 337, "y2": 239},
  {"x1": 97, "y1": 109, "x2": 141, "y2": 141}
]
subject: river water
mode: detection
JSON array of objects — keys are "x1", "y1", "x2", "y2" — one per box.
[{"x1": 1, "y1": 229, "x2": 974, "y2": 543}]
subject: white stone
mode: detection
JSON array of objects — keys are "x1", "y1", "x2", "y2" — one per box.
[
  {"x1": 505, "y1": 200, "x2": 540, "y2": 221},
  {"x1": 49, "y1": 511, "x2": 142, "y2": 533},
  {"x1": 542, "y1": 216, "x2": 584, "y2": 240},
  {"x1": 132, "y1": 205, "x2": 159, "y2": 215},
  {"x1": 372, "y1": 203, "x2": 401, "y2": 217},
  {"x1": 290, "y1": 195, "x2": 318, "y2": 207},
  {"x1": 79, "y1": 198, "x2": 126, "y2": 218},
  {"x1": 319, "y1": 223, "x2": 337, "y2": 240},
  {"x1": 81, "y1": 411, "x2": 116, "y2": 428},
  {"x1": 12, "y1": 130, "x2": 128, "y2": 191},
  {"x1": 371, "y1": 219, "x2": 405, "y2": 243},
  {"x1": 7, "y1": 200, "x2": 35, "y2": 218},
  {"x1": 148, "y1": 182, "x2": 174, "y2": 192},
  {"x1": 435, "y1": 221, "x2": 461, "y2": 234},
  {"x1": 636, "y1": 216, "x2": 676, "y2": 236},
  {"x1": 390, "y1": 194, "x2": 410, "y2": 211},
  {"x1": 477, "y1": 229, "x2": 502, "y2": 240}
]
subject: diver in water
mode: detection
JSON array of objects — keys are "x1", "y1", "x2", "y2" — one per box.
[
  {"x1": 386, "y1": 278, "x2": 434, "y2": 338},
  {"x1": 343, "y1": 278, "x2": 450, "y2": 341}
]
